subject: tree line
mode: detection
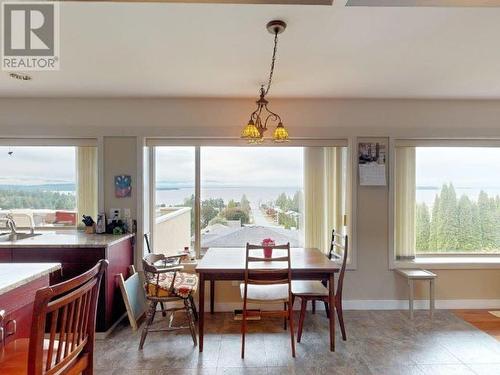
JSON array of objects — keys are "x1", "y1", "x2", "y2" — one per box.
[
  {"x1": 0, "y1": 189, "x2": 76, "y2": 210},
  {"x1": 261, "y1": 191, "x2": 302, "y2": 229},
  {"x1": 416, "y1": 183, "x2": 500, "y2": 253},
  {"x1": 172, "y1": 194, "x2": 251, "y2": 233}
]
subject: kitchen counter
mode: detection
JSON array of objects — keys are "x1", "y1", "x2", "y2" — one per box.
[
  {"x1": 0, "y1": 231, "x2": 134, "y2": 248},
  {"x1": 0, "y1": 263, "x2": 61, "y2": 343},
  {"x1": 0, "y1": 231, "x2": 135, "y2": 334},
  {"x1": 0, "y1": 263, "x2": 61, "y2": 295}
]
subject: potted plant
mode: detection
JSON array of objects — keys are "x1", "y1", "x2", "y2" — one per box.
[{"x1": 262, "y1": 238, "x2": 275, "y2": 259}]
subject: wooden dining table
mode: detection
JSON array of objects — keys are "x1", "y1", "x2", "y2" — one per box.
[{"x1": 195, "y1": 247, "x2": 339, "y2": 352}]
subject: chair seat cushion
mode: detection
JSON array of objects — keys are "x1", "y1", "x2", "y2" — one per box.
[
  {"x1": 291, "y1": 280, "x2": 328, "y2": 296},
  {"x1": 240, "y1": 283, "x2": 289, "y2": 302},
  {"x1": 147, "y1": 272, "x2": 198, "y2": 299}
]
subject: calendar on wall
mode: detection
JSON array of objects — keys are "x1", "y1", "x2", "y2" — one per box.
[{"x1": 358, "y1": 142, "x2": 386, "y2": 186}]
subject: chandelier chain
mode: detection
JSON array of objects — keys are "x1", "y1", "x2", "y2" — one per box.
[
  {"x1": 264, "y1": 30, "x2": 279, "y2": 96},
  {"x1": 241, "y1": 20, "x2": 289, "y2": 143}
]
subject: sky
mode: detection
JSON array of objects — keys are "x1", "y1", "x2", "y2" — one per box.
[
  {"x1": 0, "y1": 146, "x2": 76, "y2": 185},
  {"x1": 156, "y1": 147, "x2": 304, "y2": 188},
  {"x1": 2, "y1": 145, "x2": 500, "y2": 189},
  {"x1": 416, "y1": 147, "x2": 500, "y2": 188}
]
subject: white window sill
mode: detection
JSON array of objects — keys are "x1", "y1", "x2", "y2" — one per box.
[{"x1": 393, "y1": 256, "x2": 500, "y2": 270}]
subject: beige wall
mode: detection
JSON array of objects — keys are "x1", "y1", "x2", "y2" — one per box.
[
  {"x1": 103, "y1": 136, "x2": 138, "y2": 219},
  {"x1": 1, "y1": 98, "x2": 500, "y2": 306},
  {"x1": 2, "y1": 98, "x2": 500, "y2": 138}
]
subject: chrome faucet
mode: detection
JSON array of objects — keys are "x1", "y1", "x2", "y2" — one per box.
[
  {"x1": 1, "y1": 213, "x2": 35, "y2": 235},
  {"x1": 0, "y1": 215, "x2": 17, "y2": 234}
]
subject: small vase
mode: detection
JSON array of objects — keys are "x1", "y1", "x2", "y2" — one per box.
[{"x1": 263, "y1": 247, "x2": 273, "y2": 258}]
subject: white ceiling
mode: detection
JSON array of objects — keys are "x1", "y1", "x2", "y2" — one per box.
[{"x1": 2, "y1": 1, "x2": 500, "y2": 98}]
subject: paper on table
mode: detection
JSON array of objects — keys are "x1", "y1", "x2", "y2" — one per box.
[{"x1": 359, "y1": 163, "x2": 386, "y2": 186}]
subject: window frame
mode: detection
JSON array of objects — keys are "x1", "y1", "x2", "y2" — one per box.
[
  {"x1": 389, "y1": 137, "x2": 500, "y2": 270},
  {"x1": 0, "y1": 138, "x2": 101, "y2": 230},
  {"x1": 147, "y1": 137, "x2": 356, "y2": 269}
]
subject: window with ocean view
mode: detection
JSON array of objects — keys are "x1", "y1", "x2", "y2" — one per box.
[
  {"x1": 155, "y1": 147, "x2": 196, "y2": 253},
  {"x1": 153, "y1": 146, "x2": 304, "y2": 256},
  {"x1": 415, "y1": 147, "x2": 500, "y2": 254},
  {"x1": 0, "y1": 146, "x2": 78, "y2": 228},
  {"x1": 200, "y1": 147, "x2": 303, "y2": 253},
  {"x1": 395, "y1": 145, "x2": 500, "y2": 258}
]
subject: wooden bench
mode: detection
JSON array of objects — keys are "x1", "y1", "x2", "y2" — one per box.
[{"x1": 395, "y1": 269, "x2": 437, "y2": 319}]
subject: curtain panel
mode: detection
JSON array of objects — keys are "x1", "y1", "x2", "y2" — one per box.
[
  {"x1": 395, "y1": 146, "x2": 416, "y2": 260},
  {"x1": 76, "y1": 147, "x2": 98, "y2": 227},
  {"x1": 304, "y1": 147, "x2": 346, "y2": 253}
]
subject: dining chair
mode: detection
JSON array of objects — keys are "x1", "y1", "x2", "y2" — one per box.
[
  {"x1": 0, "y1": 259, "x2": 108, "y2": 375},
  {"x1": 240, "y1": 242, "x2": 295, "y2": 358},
  {"x1": 143, "y1": 233, "x2": 198, "y2": 321},
  {"x1": 139, "y1": 253, "x2": 198, "y2": 349},
  {"x1": 292, "y1": 230, "x2": 348, "y2": 342}
]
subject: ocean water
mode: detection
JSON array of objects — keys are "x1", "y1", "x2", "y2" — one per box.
[{"x1": 156, "y1": 186, "x2": 302, "y2": 207}]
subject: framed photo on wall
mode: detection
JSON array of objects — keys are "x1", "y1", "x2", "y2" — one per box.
[{"x1": 115, "y1": 175, "x2": 132, "y2": 198}]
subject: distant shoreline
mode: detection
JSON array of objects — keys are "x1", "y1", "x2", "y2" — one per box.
[
  {"x1": 0, "y1": 183, "x2": 75, "y2": 192},
  {"x1": 2, "y1": 184, "x2": 500, "y2": 192},
  {"x1": 156, "y1": 187, "x2": 180, "y2": 191}
]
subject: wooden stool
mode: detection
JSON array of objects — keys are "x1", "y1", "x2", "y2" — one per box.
[{"x1": 396, "y1": 269, "x2": 437, "y2": 319}]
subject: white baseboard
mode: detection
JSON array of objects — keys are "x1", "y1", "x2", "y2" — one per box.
[
  {"x1": 343, "y1": 299, "x2": 500, "y2": 310},
  {"x1": 201, "y1": 299, "x2": 500, "y2": 312}
]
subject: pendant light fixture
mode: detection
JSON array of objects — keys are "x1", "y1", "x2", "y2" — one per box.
[{"x1": 241, "y1": 20, "x2": 289, "y2": 143}]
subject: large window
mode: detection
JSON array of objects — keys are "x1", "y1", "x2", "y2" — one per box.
[
  {"x1": 394, "y1": 144, "x2": 500, "y2": 258},
  {"x1": 200, "y1": 147, "x2": 304, "y2": 253},
  {"x1": 0, "y1": 145, "x2": 98, "y2": 228},
  {"x1": 154, "y1": 147, "x2": 196, "y2": 253},
  {"x1": 152, "y1": 144, "x2": 349, "y2": 258}
]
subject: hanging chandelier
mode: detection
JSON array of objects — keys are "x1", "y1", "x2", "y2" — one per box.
[{"x1": 241, "y1": 20, "x2": 289, "y2": 144}]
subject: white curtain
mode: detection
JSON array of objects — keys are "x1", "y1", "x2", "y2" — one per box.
[
  {"x1": 304, "y1": 147, "x2": 345, "y2": 253},
  {"x1": 76, "y1": 147, "x2": 98, "y2": 227},
  {"x1": 395, "y1": 146, "x2": 416, "y2": 260}
]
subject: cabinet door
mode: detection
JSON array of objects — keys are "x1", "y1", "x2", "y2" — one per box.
[
  {"x1": 0, "y1": 274, "x2": 49, "y2": 343},
  {"x1": 12, "y1": 247, "x2": 104, "y2": 263},
  {"x1": 0, "y1": 248, "x2": 12, "y2": 262}
]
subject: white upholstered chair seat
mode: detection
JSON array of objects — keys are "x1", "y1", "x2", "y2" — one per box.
[
  {"x1": 291, "y1": 280, "x2": 328, "y2": 296},
  {"x1": 240, "y1": 283, "x2": 289, "y2": 302}
]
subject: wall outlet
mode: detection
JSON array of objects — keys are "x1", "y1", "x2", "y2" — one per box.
[
  {"x1": 124, "y1": 208, "x2": 131, "y2": 218},
  {"x1": 109, "y1": 208, "x2": 121, "y2": 220}
]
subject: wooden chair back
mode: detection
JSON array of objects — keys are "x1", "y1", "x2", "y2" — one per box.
[
  {"x1": 144, "y1": 233, "x2": 152, "y2": 254},
  {"x1": 241, "y1": 242, "x2": 295, "y2": 358},
  {"x1": 142, "y1": 254, "x2": 183, "y2": 299},
  {"x1": 327, "y1": 230, "x2": 349, "y2": 299},
  {"x1": 143, "y1": 253, "x2": 166, "y2": 269},
  {"x1": 28, "y1": 259, "x2": 108, "y2": 374},
  {"x1": 244, "y1": 243, "x2": 291, "y2": 288}
]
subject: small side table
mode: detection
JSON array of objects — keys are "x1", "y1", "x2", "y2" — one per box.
[{"x1": 395, "y1": 269, "x2": 437, "y2": 319}]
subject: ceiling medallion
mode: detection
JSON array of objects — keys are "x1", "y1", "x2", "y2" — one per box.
[{"x1": 241, "y1": 20, "x2": 289, "y2": 144}]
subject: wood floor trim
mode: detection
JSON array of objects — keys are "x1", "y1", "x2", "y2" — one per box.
[{"x1": 454, "y1": 309, "x2": 500, "y2": 341}]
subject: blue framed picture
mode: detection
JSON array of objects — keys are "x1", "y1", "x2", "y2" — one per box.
[{"x1": 115, "y1": 175, "x2": 132, "y2": 198}]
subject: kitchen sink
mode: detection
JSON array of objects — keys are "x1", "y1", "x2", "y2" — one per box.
[{"x1": 0, "y1": 232, "x2": 42, "y2": 242}]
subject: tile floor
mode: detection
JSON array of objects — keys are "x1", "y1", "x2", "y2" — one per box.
[{"x1": 95, "y1": 310, "x2": 500, "y2": 375}]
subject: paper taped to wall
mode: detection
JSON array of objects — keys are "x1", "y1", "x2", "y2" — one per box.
[{"x1": 359, "y1": 164, "x2": 386, "y2": 186}]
